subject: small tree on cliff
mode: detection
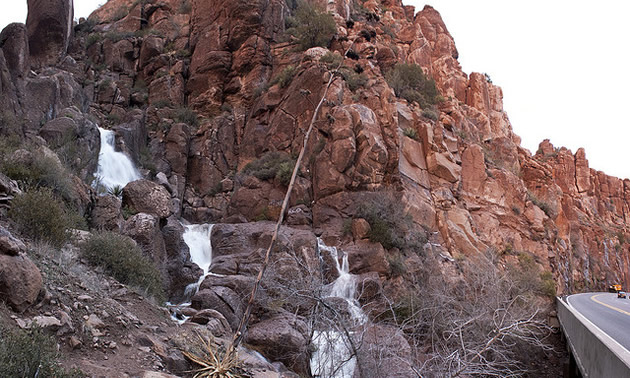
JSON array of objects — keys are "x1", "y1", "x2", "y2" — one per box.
[
  {"x1": 386, "y1": 63, "x2": 441, "y2": 108},
  {"x1": 286, "y1": 1, "x2": 337, "y2": 50}
]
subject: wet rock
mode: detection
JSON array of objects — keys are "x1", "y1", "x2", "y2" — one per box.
[{"x1": 0, "y1": 254, "x2": 43, "y2": 312}]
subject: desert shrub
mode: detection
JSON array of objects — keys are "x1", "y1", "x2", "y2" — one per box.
[
  {"x1": 286, "y1": 1, "x2": 336, "y2": 50},
  {"x1": 276, "y1": 161, "x2": 294, "y2": 186},
  {"x1": 403, "y1": 128, "x2": 418, "y2": 140},
  {"x1": 9, "y1": 188, "x2": 71, "y2": 248},
  {"x1": 178, "y1": 0, "x2": 192, "y2": 14},
  {"x1": 269, "y1": 65, "x2": 298, "y2": 89},
  {"x1": 388, "y1": 254, "x2": 407, "y2": 277},
  {"x1": 104, "y1": 30, "x2": 135, "y2": 42},
  {"x1": 1, "y1": 151, "x2": 75, "y2": 202},
  {"x1": 339, "y1": 68, "x2": 368, "y2": 92},
  {"x1": 421, "y1": 108, "x2": 439, "y2": 121},
  {"x1": 81, "y1": 232, "x2": 165, "y2": 301},
  {"x1": 242, "y1": 151, "x2": 297, "y2": 186},
  {"x1": 346, "y1": 49, "x2": 360, "y2": 60},
  {"x1": 355, "y1": 191, "x2": 427, "y2": 251},
  {"x1": 86, "y1": 33, "x2": 103, "y2": 48},
  {"x1": 0, "y1": 327, "x2": 85, "y2": 377},
  {"x1": 527, "y1": 191, "x2": 553, "y2": 217},
  {"x1": 386, "y1": 63, "x2": 440, "y2": 108},
  {"x1": 539, "y1": 271, "x2": 556, "y2": 298},
  {"x1": 359, "y1": 29, "x2": 376, "y2": 42},
  {"x1": 320, "y1": 51, "x2": 343, "y2": 70},
  {"x1": 174, "y1": 107, "x2": 198, "y2": 127}
]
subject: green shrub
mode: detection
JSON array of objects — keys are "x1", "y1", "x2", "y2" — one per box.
[
  {"x1": 320, "y1": 51, "x2": 343, "y2": 70},
  {"x1": 1, "y1": 151, "x2": 75, "y2": 202},
  {"x1": 527, "y1": 191, "x2": 553, "y2": 218},
  {"x1": 421, "y1": 108, "x2": 439, "y2": 121},
  {"x1": 178, "y1": 0, "x2": 192, "y2": 14},
  {"x1": 539, "y1": 271, "x2": 556, "y2": 298},
  {"x1": 355, "y1": 191, "x2": 427, "y2": 251},
  {"x1": 86, "y1": 33, "x2": 103, "y2": 48},
  {"x1": 270, "y1": 65, "x2": 298, "y2": 89},
  {"x1": 174, "y1": 107, "x2": 199, "y2": 127},
  {"x1": 0, "y1": 327, "x2": 85, "y2": 377},
  {"x1": 9, "y1": 188, "x2": 71, "y2": 247},
  {"x1": 388, "y1": 255, "x2": 407, "y2": 277},
  {"x1": 276, "y1": 161, "x2": 294, "y2": 186},
  {"x1": 242, "y1": 151, "x2": 297, "y2": 185},
  {"x1": 81, "y1": 232, "x2": 165, "y2": 301},
  {"x1": 386, "y1": 63, "x2": 440, "y2": 108},
  {"x1": 286, "y1": 2, "x2": 336, "y2": 50},
  {"x1": 403, "y1": 128, "x2": 418, "y2": 140},
  {"x1": 339, "y1": 68, "x2": 368, "y2": 92}
]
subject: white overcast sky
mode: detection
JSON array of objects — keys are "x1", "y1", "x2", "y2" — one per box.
[{"x1": 1, "y1": 1, "x2": 630, "y2": 178}]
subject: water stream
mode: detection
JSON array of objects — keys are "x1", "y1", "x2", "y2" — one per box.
[
  {"x1": 182, "y1": 223, "x2": 215, "y2": 297},
  {"x1": 311, "y1": 239, "x2": 366, "y2": 378},
  {"x1": 94, "y1": 127, "x2": 141, "y2": 192}
]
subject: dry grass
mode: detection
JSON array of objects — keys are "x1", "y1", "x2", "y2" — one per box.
[{"x1": 182, "y1": 332, "x2": 243, "y2": 378}]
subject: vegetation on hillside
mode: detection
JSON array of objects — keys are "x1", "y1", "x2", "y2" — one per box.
[
  {"x1": 386, "y1": 63, "x2": 441, "y2": 108},
  {"x1": 285, "y1": 1, "x2": 337, "y2": 50}
]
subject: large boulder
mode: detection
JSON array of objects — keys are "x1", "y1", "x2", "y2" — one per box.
[
  {"x1": 90, "y1": 195, "x2": 124, "y2": 232},
  {"x1": 0, "y1": 226, "x2": 27, "y2": 256},
  {"x1": 0, "y1": 23, "x2": 30, "y2": 79},
  {"x1": 0, "y1": 254, "x2": 43, "y2": 312},
  {"x1": 26, "y1": 0, "x2": 74, "y2": 67},
  {"x1": 123, "y1": 213, "x2": 168, "y2": 272},
  {"x1": 245, "y1": 312, "x2": 311, "y2": 376},
  {"x1": 122, "y1": 179, "x2": 173, "y2": 219}
]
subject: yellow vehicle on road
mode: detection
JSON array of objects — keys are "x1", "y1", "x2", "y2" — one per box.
[{"x1": 609, "y1": 284, "x2": 623, "y2": 293}]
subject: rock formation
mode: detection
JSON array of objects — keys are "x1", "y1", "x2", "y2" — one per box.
[{"x1": 0, "y1": 0, "x2": 624, "y2": 375}]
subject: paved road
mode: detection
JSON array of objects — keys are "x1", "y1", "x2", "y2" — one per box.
[{"x1": 567, "y1": 292, "x2": 630, "y2": 350}]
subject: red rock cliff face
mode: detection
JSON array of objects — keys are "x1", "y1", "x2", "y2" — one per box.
[
  {"x1": 3, "y1": 0, "x2": 626, "y2": 299},
  {"x1": 82, "y1": 0, "x2": 629, "y2": 293}
]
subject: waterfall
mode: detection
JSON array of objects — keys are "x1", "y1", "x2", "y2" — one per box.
[
  {"x1": 167, "y1": 223, "x2": 214, "y2": 324},
  {"x1": 93, "y1": 127, "x2": 141, "y2": 192},
  {"x1": 311, "y1": 239, "x2": 366, "y2": 378},
  {"x1": 182, "y1": 223, "x2": 214, "y2": 298}
]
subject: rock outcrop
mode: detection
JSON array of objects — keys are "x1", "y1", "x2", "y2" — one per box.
[
  {"x1": 26, "y1": 0, "x2": 74, "y2": 67},
  {"x1": 0, "y1": 0, "x2": 624, "y2": 376}
]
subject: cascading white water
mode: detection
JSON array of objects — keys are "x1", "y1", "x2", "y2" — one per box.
[
  {"x1": 94, "y1": 127, "x2": 141, "y2": 191},
  {"x1": 167, "y1": 223, "x2": 214, "y2": 324},
  {"x1": 311, "y1": 239, "x2": 367, "y2": 378},
  {"x1": 182, "y1": 223, "x2": 214, "y2": 297}
]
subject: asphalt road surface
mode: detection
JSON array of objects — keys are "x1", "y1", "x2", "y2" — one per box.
[{"x1": 567, "y1": 292, "x2": 630, "y2": 350}]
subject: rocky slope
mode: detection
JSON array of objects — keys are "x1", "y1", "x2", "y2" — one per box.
[{"x1": 0, "y1": 0, "x2": 626, "y2": 376}]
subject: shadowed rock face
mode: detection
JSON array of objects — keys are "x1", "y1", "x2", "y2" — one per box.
[
  {"x1": 26, "y1": 0, "x2": 74, "y2": 67},
  {"x1": 0, "y1": 23, "x2": 30, "y2": 79}
]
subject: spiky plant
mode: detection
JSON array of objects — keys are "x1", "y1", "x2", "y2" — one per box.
[
  {"x1": 107, "y1": 184, "x2": 124, "y2": 198},
  {"x1": 183, "y1": 333, "x2": 243, "y2": 378}
]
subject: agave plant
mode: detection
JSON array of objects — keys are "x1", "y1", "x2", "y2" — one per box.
[
  {"x1": 107, "y1": 184, "x2": 124, "y2": 198},
  {"x1": 182, "y1": 332, "x2": 242, "y2": 378}
]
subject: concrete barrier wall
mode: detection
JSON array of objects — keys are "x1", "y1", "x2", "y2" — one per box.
[{"x1": 557, "y1": 297, "x2": 630, "y2": 377}]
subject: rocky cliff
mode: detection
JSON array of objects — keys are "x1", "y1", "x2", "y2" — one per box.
[{"x1": 0, "y1": 0, "x2": 624, "y2": 376}]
